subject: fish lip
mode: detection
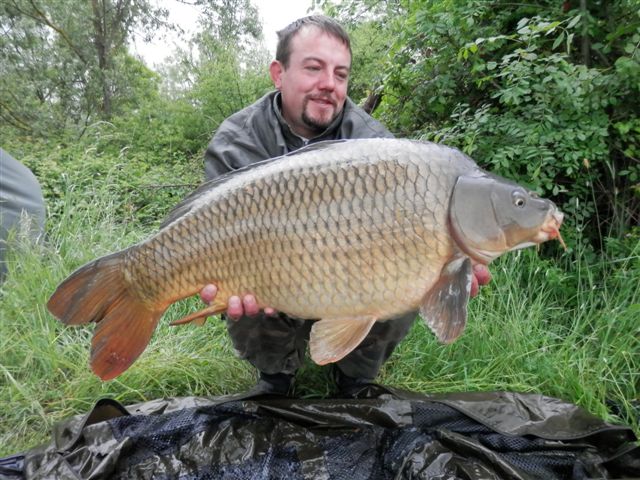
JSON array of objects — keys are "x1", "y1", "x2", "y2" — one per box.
[{"x1": 535, "y1": 209, "x2": 564, "y2": 243}]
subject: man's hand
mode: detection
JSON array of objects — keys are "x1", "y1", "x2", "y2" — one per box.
[
  {"x1": 470, "y1": 264, "x2": 491, "y2": 297},
  {"x1": 199, "y1": 284, "x2": 275, "y2": 320}
]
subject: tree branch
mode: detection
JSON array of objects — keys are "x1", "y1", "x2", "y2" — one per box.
[
  {"x1": 0, "y1": 98, "x2": 33, "y2": 131},
  {"x1": 21, "y1": 0, "x2": 89, "y2": 63},
  {"x1": 580, "y1": 0, "x2": 590, "y2": 66}
]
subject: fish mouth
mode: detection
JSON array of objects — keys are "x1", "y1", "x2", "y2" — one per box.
[{"x1": 534, "y1": 209, "x2": 566, "y2": 249}]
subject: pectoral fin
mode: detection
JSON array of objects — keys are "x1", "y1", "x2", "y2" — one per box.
[
  {"x1": 310, "y1": 316, "x2": 377, "y2": 365},
  {"x1": 170, "y1": 301, "x2": 227, "y2": 326},
  {"x1": 421, "y1": 257, "x2": 472, "y2": 344}
]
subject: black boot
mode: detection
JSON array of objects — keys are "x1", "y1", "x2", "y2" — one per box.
[
  {"x1": 246, "y1": 371, "x2": 295, "y2": 397},
  {"x1": 330, "y1": 365, "x2": 394, "y2": 399}
]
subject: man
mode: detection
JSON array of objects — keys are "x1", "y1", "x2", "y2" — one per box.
[{"x1": 200, "y1": 15, "x2": 490, "y2": 396}]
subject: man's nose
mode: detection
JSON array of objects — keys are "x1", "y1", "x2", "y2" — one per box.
[{"x1": 317, "y1": 70, "x2": 335, "y2": 91}]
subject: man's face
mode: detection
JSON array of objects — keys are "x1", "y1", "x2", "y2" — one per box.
[{"x1": 270, "y1": 26, "x2": 351, "y2": 139}]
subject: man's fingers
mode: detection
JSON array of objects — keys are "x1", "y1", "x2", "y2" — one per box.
[
  {"x1": 242, "y1": 294, "x2": 260, "y2": 317},
  {"x1": 469, "y1": 264, "x2": 491, "y2": 298},
  {"x1": 202, "y1": 287, "x2": 273, "y2": 319},
  {"x1": 473, "y1": 264, "x2": 492, "y2": 286},
  {"x1": 200, "y1": 284, "x2": 218, "y2": 304},
  {"x1": 227, "y1": 296, "x2": 243, "y2": 320}
]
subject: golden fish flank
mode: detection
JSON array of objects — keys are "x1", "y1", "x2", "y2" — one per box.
[{"x1": 47, "y1": 138, "x2": 564, "y2": 380}]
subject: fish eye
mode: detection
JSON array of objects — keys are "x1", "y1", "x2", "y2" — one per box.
[{"x1": 513, "y1": 192, "x2": 527, "y2": 208}]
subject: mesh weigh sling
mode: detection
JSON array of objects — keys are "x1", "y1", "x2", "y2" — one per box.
[{"x1": 1, "y1": 389, "x2": 638, "y2": 479}]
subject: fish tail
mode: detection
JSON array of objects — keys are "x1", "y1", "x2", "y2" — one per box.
[{"x1": 47, "y1": 251, "x2": 165, "y2": 380}]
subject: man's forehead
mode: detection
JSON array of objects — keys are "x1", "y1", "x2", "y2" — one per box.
[{"x1": 290, "y1": 26, "x2": 351, "y2": 62}]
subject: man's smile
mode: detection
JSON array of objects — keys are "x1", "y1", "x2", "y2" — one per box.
[{"x1": 308, "y1": 96, "x2": 336, "y2": 108}]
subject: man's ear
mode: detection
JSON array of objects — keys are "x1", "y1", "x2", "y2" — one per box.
[{"x1": 269, "y1": 60, "x2": 284, "y2": 89}]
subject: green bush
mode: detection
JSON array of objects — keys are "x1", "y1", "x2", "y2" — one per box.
[{"x1": 370, "y1": 1, "x2": 640, "y2": 247}]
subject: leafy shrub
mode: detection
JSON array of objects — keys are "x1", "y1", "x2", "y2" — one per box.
[{"x1": 371, "y1": 1, "x2": 640, "y2": 248}]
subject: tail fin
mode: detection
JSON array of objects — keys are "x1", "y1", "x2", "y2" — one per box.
[{"x1": 47, "y1": 252, "x2": 165, "y2": 380}]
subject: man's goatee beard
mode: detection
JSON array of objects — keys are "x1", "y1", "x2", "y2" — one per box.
[{"x1": 301, "y1": 107, "x2": 338, "y2": 135}]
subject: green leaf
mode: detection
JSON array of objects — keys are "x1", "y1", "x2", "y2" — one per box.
[
  {"x1": 552, "y1": 32, "x2": 565, "y2": 50},
  {"x1": 517, "y1": 17, "x2": 530, "y2": 30},
  {"x1": 544, "y1": 21, "x2": 561, "y2": 34},
  {"x1": 567, "y1": 15, "x2": 581, "y2": 30},
  {"x1": 566, "y1": 33, "x2": 575, "y2": 51}
]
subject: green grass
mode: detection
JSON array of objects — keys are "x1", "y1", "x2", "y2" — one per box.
[{"x1": 1, "y1": 187, "x2": 638, "y2": 456}]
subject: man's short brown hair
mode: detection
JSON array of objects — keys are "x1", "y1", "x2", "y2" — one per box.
[{"x1": 275, "y1": 15, "x2": 351, "y2": 68}]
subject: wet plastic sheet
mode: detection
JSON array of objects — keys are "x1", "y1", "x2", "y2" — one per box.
[{"x1": 2, "y1": 389, "x2": 639, "y2": 479}]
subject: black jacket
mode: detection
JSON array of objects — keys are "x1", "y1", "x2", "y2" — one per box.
[{"x1": 204, "y1": 91, "x2": 393, "y2": 180}]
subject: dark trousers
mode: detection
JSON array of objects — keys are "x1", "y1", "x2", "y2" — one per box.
[{"x1": 225, "y1": 312, "x2": 417, "y2": 381}]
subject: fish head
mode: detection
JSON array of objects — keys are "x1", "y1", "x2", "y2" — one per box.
[{"x1": 449, "y1": 173, "x2": 564, "y2": 264}]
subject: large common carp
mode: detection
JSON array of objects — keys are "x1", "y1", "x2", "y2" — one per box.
[{"x1": 48, "y1": 139, "x2": 564, "y2": 380}]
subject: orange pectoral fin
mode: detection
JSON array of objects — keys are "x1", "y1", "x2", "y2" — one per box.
[
  {"x1": 170, "y1": 301, "x2": 227, "y2": 326},
  {"x1": 309, "y1": 316, "x2": 377, "y2": 365}
]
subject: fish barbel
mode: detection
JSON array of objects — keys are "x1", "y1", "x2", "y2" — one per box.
[{"x1": 47, "y1": 139, "x2": 564, "y2": 380}]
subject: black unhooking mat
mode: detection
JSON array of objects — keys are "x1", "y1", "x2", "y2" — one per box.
[{"x1": 1, "y1": 389, "x2": 638, "y2": 479}]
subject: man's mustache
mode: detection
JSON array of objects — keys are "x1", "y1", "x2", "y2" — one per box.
[{"x1": 305, "y1": 95, "x2": 337, "y2": 108}]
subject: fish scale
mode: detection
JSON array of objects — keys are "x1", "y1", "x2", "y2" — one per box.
[{"x1": 47, "y1": 138, "x2": 564, "y2": 379}]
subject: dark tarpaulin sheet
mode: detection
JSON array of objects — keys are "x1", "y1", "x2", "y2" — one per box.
[{"x1": 1, "y1": 389, "x2": 638, "y2": 480}]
